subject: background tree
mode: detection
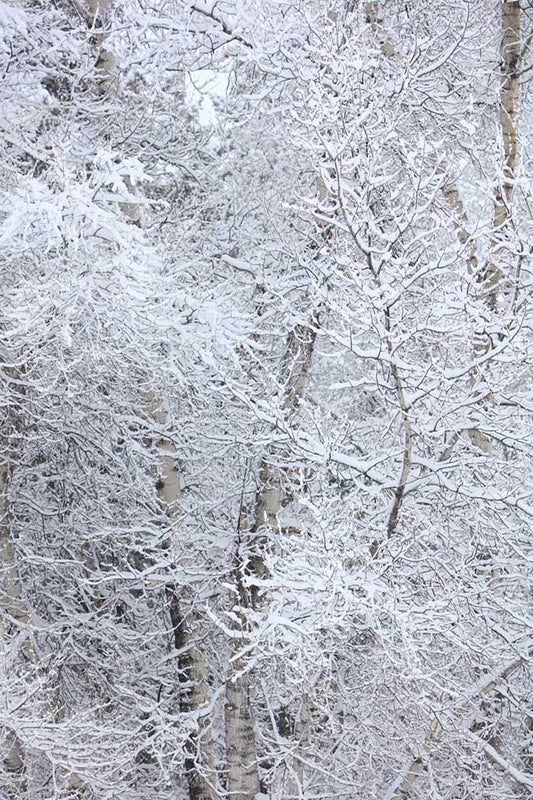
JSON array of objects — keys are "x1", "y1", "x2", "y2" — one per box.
[{"x1": 1, "y1": 1, "x2": 532, "y2": 800}]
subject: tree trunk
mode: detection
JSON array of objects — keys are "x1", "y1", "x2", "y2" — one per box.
[
  {"x1": 284, "y1": 694, "x2": 311, "y2": 800},
  {"x1": 225, "y1": 245, "x2": 323, "y2": 800},
  {"x1": 82, "y1": 4, "x2": 216, "y2": 790},
  {"x1": 470, "y1": 0, "x2": 520, "y2": 449},
  {"x1": 0, "y1": 386, "x2": 34, "y2": 789},
  {"x1": 483, "y1": 0, "x2": 520, "y2": 312},
  {"x1": 225, "y1": 665, "x2": 260, "y2": 800},
  {"x1": 149, "y1": 396, "x2": 217, "y2": 800},
  {"x1": 167, "y1": 585, "x2": 217, "y2": 800}
]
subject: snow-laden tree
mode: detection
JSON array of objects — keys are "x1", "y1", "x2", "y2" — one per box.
[
  {"x1": 0, "y1": 1, "x2": 225, "y2": 797},
  {"x1": 1, "y1": 1, "x2": 532, "y2": 800},
  {"x1": 185, "y1": 2, "x2": 533, "y2": 798}
]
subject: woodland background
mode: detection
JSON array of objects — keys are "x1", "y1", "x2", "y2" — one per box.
[{"x1": 0, "y1": 1, "x2": 532, "y2": 799}]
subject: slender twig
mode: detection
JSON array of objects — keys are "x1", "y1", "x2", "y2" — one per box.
[{"x1": 190, "y1": 4, "x2": 253, "y2": 49}]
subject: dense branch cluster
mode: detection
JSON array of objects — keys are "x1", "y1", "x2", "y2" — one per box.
[{"x1": 0, "y1": 2, "x2": 532, "y2": 800}]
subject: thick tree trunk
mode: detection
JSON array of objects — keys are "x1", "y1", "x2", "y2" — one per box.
[
  {"x1": 167, "y1": 586, "x2": 216, "y2": 800},
  {"x1": 225, "y1": 667, "x2": 260, "y2": 800},
  {"x1": 149, "y1": 396, "x2": 217, "y2": 800}
]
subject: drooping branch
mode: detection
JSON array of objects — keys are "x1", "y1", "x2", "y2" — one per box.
[{"x1": 467, "y1": 731, "x2": 533, "y2": 792}]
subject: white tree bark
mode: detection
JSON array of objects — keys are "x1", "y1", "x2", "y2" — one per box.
[
  {"x1": 0, "y1": 411, "x2": 27, "y2": 783},
  {"x1": 0, "y1": 432, "x2": 27, "y2": 631},
  {"x1": 75, "y1": 8, "x2": 216, "y2": 795},
  {"x1": 470, "y1": 0, "x2": 521, "y2": 455},
  {"x1": 148, "y1": 396, "x2": 217, "y2": 800},
  {"x1": 284, "y1": 694, "x2": 312, "y2": 800},
  {"x1": 484, "y1": 0, "x2": 521, "y2": 312},
  {"x1": 224, "y1": 324, "x2": 318, "y2": 800}
]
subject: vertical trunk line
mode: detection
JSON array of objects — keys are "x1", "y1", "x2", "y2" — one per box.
[
  {"x1": 471, "y1": 2, "x2": 521, "y2": 449},
  {"x1": 382, "y1": 10, "x2": 525, "y2": 797},
  {"x1": 166, "y1": 585, "x2": 217, "y2": 800},
  {"x1": 0, "y1": 377, "x2": 36, "y2": 789},
  {"x1": 225, "y1": 272, "x2": 322, "y2": 800},
  {"x1": 384, "y1": 308, "x2": 413, "y2": 541},
  {"x1": 147, "y1": 395, "x2": 216, "y2": 800},
  {"x1": 86, "y1": 0, "x2": 118, "y2": 95},
  {"x1": 285, "y1": 694, "x2": 311, "y2": 800},
  {"x1": 84, "y1": 0, "x2": 215, "y2": 781},
  {"x1": 484, "y1": 0, "x2": 520, "y2": 312},
  {"x1": 225, "y1": 323, "x2": 319, "y2": 800}
]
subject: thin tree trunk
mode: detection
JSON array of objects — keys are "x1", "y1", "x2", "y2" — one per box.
[
  {"x1": 0, "y1": 367, "x2": 39, "y2": 790},
  {"x1": 482, "y1": 0, "x2": 520, "y2": 314},
  {"x1": 225, "y1": 202, "x2": 327, "y2": 800},
  {"x1": 469, "y1": 0, "x2": 520, "y2": 455},
  {"x1": 147, "y1": 382, "x2": 217, "y2": 800},
  {"x1": 284, "y1": 694, "x2": 311, "y2": 800},
  {"x1": 224, "y1": 324, "x2": 318, "y2": 800},
  {"x1": 0, "y1": 435, "x2": 27, "y2": 631},
  {"x1": 0, "y1": 408, "x2": 28, "y2": 785},
  {"x1": 82, "y1": 4, "x2": 216, "y2": 792}
]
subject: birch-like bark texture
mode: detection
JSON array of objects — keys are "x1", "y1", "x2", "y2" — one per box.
[
  {"x1": 2, "y1": 1, "x2": 532, "y2": 798},
  {"x1": 225, "y1": 664, "x2": 261, "y2": 800},
  {"x1": 364, "y1": 2, "x2": 395, "y2": 56},
  {"x1": 86, "y1": 0, "x2": 118, "y2": 94},
  {"x1": 0, "y1": 405, "x2": 28, "y2": 783},
  {"x1": 248, "y1": 321, "x2": 318, "y2": 604},
  {"x1": 0, "y1": 15, "x2": 35, "y2": 784},
  {"x1": 470, "y1": 1, "x2": 520, "y2": 451},
  {"x1": 225, "y1": 320, "x2": 318, "y2": 800},
  {"x1": 0, "y1": 412, "x2": 27, "y2": 632},
  {"x1": 166, "y1": 585, "x2": 217, "y2": 800},
  {"x1": 483, "y1": 0, "x2": 521, "y2": 312},
  {"x1": 223, "y1": 152, "x2": 333, "y2": 799},
  {"x1": 84, "y1": 5, "x2": 216, "y2": 793},
  {"x1": 284, "y1": 694, "x2": 311, "y2": 800},
  {"x1": 149, "y1": 396, "x2": 217, "y2": 800}
]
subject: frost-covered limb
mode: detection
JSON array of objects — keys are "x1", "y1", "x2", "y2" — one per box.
[
  {"x1": 1, "y1": 2, "x2": 532, "y2": 799},
  {"x1": 190, "y1": 3, "x2": 253, "y2": 50},
  {"x1": 467, "y1": 731, "x2": 533, "y2": 792},
  {"x1": 225, "y1": 270, "x2": 321, "y2": 800},
  {"x1": 0, "y1": 403, "x2": 31, "y2": 789},
  {"x1": 385, "y1": 640, "x2": 533, "y2": 800},
  {"x1": 382, "y1": 304, "x2": 413, "y2": 542}
]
